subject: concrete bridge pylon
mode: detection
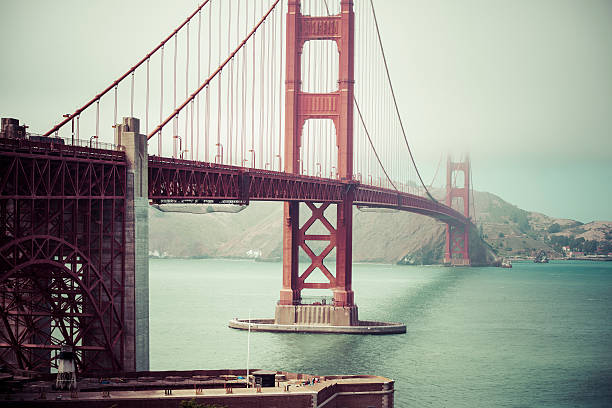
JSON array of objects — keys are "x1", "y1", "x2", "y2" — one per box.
[{"x1": 115, "y1": 117, "x2": 150, "y2": 371}]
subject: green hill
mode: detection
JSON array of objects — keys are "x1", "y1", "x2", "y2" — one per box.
[{"x1": 148, "y1": 190, "x2": 611, "y2": 264}]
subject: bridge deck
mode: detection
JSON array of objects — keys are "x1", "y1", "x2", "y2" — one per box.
[
  {"x1": 148, "y1": 156, "x2": 469, "y2": 226},
  {"x1": 0, "y1": 140, "x2": 468, "y2": 226}
]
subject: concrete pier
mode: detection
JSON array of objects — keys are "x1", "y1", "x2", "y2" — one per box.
[
  {"x1": 229, "y1": 318, "x2": 406, "y2": 335},
  {"x1": 275, "y1": 304, "x2": 359, "y2": 326},
  {"x1": 116, "y1": 117, "x2": 150, "y2": 371}
]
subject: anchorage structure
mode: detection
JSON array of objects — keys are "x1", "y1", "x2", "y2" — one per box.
[{"x1": 0, "y1": 122, "x2": 149, "y2": 373}]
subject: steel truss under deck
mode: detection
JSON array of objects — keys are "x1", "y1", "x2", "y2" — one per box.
[{"x1": 0, "y1": 138, "x2": 127, "y2": 372}]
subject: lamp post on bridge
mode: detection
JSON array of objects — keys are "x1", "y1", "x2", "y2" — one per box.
[
  {"x1": 248, "y1": 149, "x2": 255, "y2": 168},
  {"x1": 215, "y1": 143, "x2": 224, "y2": 164}
]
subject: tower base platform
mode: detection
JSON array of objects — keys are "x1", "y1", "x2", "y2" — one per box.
[
  {"x1": 228, "y1": 318, "x2": 406, "y2": 334},
  {"x1": 229, "y1": 304, "x2": 403, "y2": 334}
]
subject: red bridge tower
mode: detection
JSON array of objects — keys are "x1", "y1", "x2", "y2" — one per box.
[
  {"x1": 276, "y1": 0, "x2": 358, "y2": 326},
  {"x1": 444, "y1": 156, "x2": 471, "y2": 266}
]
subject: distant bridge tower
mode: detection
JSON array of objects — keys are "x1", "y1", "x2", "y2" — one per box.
[
  {"x1": 276, "y1": 0, "x2": 358, "y2": 325},
  {"x1": 444, "y1": 155, "x2": 471, "y2": 266}
]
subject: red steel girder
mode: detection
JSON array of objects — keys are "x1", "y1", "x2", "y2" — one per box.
[
  {"x1": 1, "y1": 140, "x2": 127, "y2": 373},
  {"x1": 148, "y1": 156, "x2": 470, "y2": 227}
]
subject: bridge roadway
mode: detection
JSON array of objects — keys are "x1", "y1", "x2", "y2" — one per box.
[
  {"x1": 0, "y1": 137, "x2": 468, "y2": 227},
  {"x1": 149, "y1": 155, "x2": 469, "y2": 227}
]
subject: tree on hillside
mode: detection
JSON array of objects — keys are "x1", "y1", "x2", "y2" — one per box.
[
  {"x1": 573, "y1": 237, "x2": 586, "y2": 251},
  {"x1": 510, "y1": 208, "x2": 530, "y2": 232},
  {"x1": 583, "y1": 240, "x2": 598, "y2": 254},
  {"x1": 599, "y1": 241, "x2": 612, "y2": 254},
  {"x1": 548, "y1": 223, "x2": 561, "y2": 233},
  {"x1": 550, "y1": 235, "x2": 569, "y2": 248}
]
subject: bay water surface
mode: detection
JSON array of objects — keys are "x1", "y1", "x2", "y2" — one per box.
[{"x1": 150, "y1": 259, "x2": 612, "y2": 407}]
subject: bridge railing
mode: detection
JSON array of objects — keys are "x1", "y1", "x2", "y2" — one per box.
[
  {"x1": 0, "y1": 135, "x2": 124, "y2": 161},
  {"x1": 299, "y1": 296, "x2": 334, "y2": 306}
]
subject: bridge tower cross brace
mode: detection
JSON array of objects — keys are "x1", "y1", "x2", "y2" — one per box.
[
  {"x1": 279, "y1": 0, "x2": 356, "y2": 318},
  {"x1": 444, "y1": 156, "x2": 471, "y2": 265}
]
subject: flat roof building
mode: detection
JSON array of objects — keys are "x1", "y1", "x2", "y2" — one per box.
[{"x1": 0, "y1": 369, "x2": 394, "y2": 408}]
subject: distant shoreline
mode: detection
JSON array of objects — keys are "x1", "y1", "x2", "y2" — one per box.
[
  {"x1": 148, "y1": 255, "x2": 612, "y2": 265},
  {"x1": 509, "y1": 257, "x2": 612, "y2": 262}
]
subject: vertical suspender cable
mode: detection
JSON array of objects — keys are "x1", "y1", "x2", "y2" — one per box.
[
  {"x1": 261, "y1": 1, "x2": 266, "y2": 168},
  {"x1": 196, "y1": 10, "x2": 201, "y2": 161},
  {"x1": 266, "y1": 4, "x2": 272, "y2": 168},
  {"x1": 353, "y1": 0, "x2": 358, "y2": 179},
  {"x1": 186, "y1": 22, "x2": 190, "y2": 101},
  {"x1": 186, "y1": 22, "x2": 191, "y2": 158},
  {"x1": 190, "y1": 100, "x2": 194, "y2": 160},
  {"x1": 251, "y1": 0, "x2": 256, "y2": 167},
  {"x1": 269, "y1": 10, "x2": 274, "y2": 170},
  {"x1": 277, "y1": 0, "x2": 283, "y2": 171},
  {"x1": 366, "y1": 10, "x2": 371, "y2": 181},
  {"x1": 95, "y1": 100, "x2": 100, "y2": 139},
  {"x1": 114, "y1": 86, "x2": 118, "y2": 126},
  {"x1": 217, "y1": 0, "x2": 223, "y2": 163},
  {"x1": 259, "y1": 3, "x2": 265, "y2": 168},
  {"x1": 174, "y1": 33, "x2": 178, "y2": 110},
  {"x1": 146, "y1": 59, "x2": 150, "y2": 137},
  {"x1": 272, "y1": 1, "x2": 276, "y2": 170},
  {"x1": 160, "y1": 46, "x2": 164, "y2": 156},
  {"x1": 241, "y1": 0, "x2": 248, "y2": 166},
  {"x1": 173, "y1": 34, "x2": 178, "y2": 158},
  {"x1": 206, "y1": 3, "x2": 211, "y2": 162},
  {"x1": 184, "y1": 98, "x2": 189, "y2": 159},
  {"x1": 130, "y1": 72, "x2": 135, "y2": 118},
  {"x1": 228, "y1": 0, "x2": 233, "y2": 165},
  {"x1": 236, "y1": 0, "x2": 241, "y2": 164},
  {"x1": 317, "y1": 2, "x2": 322, "y2": 176}
]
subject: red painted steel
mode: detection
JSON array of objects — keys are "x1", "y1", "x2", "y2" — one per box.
[
  {"x1": 148, "y1": 157, "x2": 469, "y2": 225},
  {"x1": 280, "y1": 0, "x2": 356, "y2": 307},
  {"x1": 444, "y1": 156, "x2": 471, "y2": 265},
  {"x1": 0, "y1": 143, "x2": 471, "y2": 372},
  {"x1": 0, "y1": 139, "x2": 128, "y2": 373},
  {"x1": 0, "y1": 0, "x2": 479, "y2": 374}
]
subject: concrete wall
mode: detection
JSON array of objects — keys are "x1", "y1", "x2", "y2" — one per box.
[
  {"x1": 275, "y1": 305, "x2": 358, "y2": 326},
  {"x1": 116, "y1": 117, "x2": 149, "y2": 371}
]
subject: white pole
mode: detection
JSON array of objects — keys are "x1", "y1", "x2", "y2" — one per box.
[{"x1": 246, "y1": 309, "x2": 251, "y2": 388}]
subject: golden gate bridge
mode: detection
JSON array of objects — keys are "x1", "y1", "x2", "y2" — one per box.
[{"x1": 0, "y1": 0, "x2": 471, "y2": 373}]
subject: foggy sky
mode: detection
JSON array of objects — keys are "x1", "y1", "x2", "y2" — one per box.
[{"x1": 1, "y1": 0, "x2": 611, "y2": 222}]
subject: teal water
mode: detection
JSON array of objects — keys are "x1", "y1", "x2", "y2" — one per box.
[{"x1": 150, "y1": 259, "x2": 612, "y2": 407}]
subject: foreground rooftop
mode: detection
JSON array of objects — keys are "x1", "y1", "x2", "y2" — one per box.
[{"x1": 0, "y1": 369, "x2": 394, "y2": 408}]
